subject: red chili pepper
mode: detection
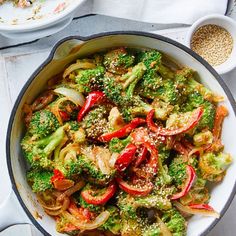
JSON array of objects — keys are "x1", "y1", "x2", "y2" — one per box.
[
  {"x1": 143, "y1": 142, "x2": 158, "y2": 177},
  {"x1": 81, "y1": 182, "x2": 116, "y2": 205},
  {"x1": 59, "y1": 110, "x2": 70, "y2": 121},
  {"x1": 171, "y1": 165, "x2": 196, "y2": 200},
  {"x1": 147, "y1": 107, "x2": 203, "y2": 136},
  {"x1": 115, "y1": 143, "x2": 137, "y2": 171},
  {"x1": 188, "y1": 204, "x2": 214, "y2": 211},
  {"x1": 77, "y1": 91, "x2": 105, "y2": 122},
  {"x1": 116, "y1": 177, "x2": 153, "y2": 196},
  {"x1": 99, "y1": 118, "x2": 146, "y2": 142},
  {"x1": 134, "y1": 146, "x2": 148, "y2": 167},
  {"x1": 51, "y1": 169, "x2": 65, "y2": 184}
]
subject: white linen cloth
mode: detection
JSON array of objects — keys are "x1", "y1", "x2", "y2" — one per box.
[{"x1": 91, "y1": 0, "x2": 228, "y2": 24}]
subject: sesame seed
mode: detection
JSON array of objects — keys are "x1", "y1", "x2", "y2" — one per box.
[{"x1": 191, "y1": 24, "x2": 233, "y2": 66}]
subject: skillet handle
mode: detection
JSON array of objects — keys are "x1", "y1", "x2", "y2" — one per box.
[{"x1": 0, "y1": 191, "x2": 30, "y2": 232}]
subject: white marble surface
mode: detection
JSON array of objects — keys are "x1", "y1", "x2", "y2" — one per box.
[{"x1": 0, "y1": 2, "x2": 236, "y2": 235}]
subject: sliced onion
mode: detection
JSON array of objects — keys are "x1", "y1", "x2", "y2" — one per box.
[
  {"x1": 174, "y1": 201, "x2": 220, "y2": 218},
  {"x1": 57, "y1": 181, "x2": 85, "y2": 202},
  {"x1": 63, "y1": 60, "x2": 96, "y2": 78},
  {"x1": 44, "y1": 197, "x2": 70, "y2": 216},
  {"x1": 62, "y1": 210, "x2": 110, "y2": 230},
  {"x1": 54, "y1": 87, "x2": 85, "y2": 107},
  {"x1": 109, "y1": 153, "x2": 119, "y2": 168},
  {"x1": 157, "y1": 217, "x2": 172, "y2": 236}
]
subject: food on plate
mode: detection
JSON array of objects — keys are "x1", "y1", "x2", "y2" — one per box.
[
  {"x1": 0, "y1": 0, "x2": 35, "y2": 8},
  {"x1": 21, "y1": 47, "x2": 232, "y2": 235}
]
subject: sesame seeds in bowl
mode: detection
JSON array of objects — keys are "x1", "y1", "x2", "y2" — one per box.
[{"x1": 186, "y1": 14, "x2": 236, "y2": 75}]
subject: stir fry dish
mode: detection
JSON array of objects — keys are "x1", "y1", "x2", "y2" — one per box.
[{"x1": 21, "y1": 47, "x2": 232, "y2": 236}]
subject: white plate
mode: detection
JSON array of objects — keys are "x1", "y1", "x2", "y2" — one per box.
[{"x1": 0, "y1": 0, "x2": 85, "y2": 39}]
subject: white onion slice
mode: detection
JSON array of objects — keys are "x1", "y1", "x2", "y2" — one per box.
[{"x1": 54, "y1": 87, "x2": 85, "y2": 107}]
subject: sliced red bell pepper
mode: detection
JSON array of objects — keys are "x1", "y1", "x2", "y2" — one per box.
[
  {"x1": 171, "y1": 165, "x2": 196, "y2": 200},
  {"x1": 188, "y1": 204, "x2": 214, "y2": 211},
  {"x1": 99, "y1": 118, "x2": 146, "y2": 142},
  {"x1": 51, "y1": 169, "x2": 65, "y2": 183},
  {"x1": 143, "y1": 142, "x2": 158, "y2": 177},
  {"x1": 116, "y1": 177, "x2": 153, "y2": 196},
  {"x1": 81, "y1": 182, "x2": 116, "y2": 205},
  {"x1": 115, "y1": 143, "x2": 137, "y2": 171},
  {"x1": 77, "y1": 91, "x2": 105, "y2": 122},
  {"x1": 147, "y1": 107, "x2": 203, "y2": 136},
  {"x1": 134, "y1": 146, "x2": 148, "y2": 167}
]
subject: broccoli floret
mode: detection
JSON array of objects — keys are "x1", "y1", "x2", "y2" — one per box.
[
  {"x1": 104, "y1": 47, "x2": 135, "y2": 74},
  {"x1": 183, "y1": 92, "x2": 216, "y2": 130},
  {"x1": 67, "y1": 121, "x2": 79, "y2": 131},
  {"x1": 27, "y1": 169, "x2": 53, "y2": 192},
  {"x1": 137, "y1": 50, "x2": 162, "y2": 70},
  {"x1": 108, "y1": 136, "x2": 131, "y2": 153},
  {"x1": 162, "y1": 208, "x2": 187, "y2": 236},
  {"x1": 121, "y1": 95, "x2": 172, "y2": 122},
  {"x1": 169, "y1": 157, "x2": 187, "y2": 187},
  {"x1": 21, "y1": 126, "x2": 66, "y2": 169},
  {"x1": 100, "y1": 206, "x2": 121, "y2": 235},
  {"x1": 199, "y1": 152, "x2": 232, "y2": 182},
  {"x1": 77, "y1": 155, "x2": 115, "y2": 185},
  {"x1": 119, "y1": 62, "x2": 146, "y2": 97},
  {"x1": 103, "y1": 76, "x2": 124, "y2": 106},
  {"x1": 28, "y1": 110, "x2": 60, "y2": 138},
  {"x1": 75, "y1": 66, "x2": 105, "y2": 93},
  {"x1": 143, "y1": 223, "x2": 161, "y2": 236},
  {"x1": 82, "y1": 106, "x2": 109, "y2": 139},
  {"x1": 176, "y1": 68, "x2": 216, "y2": 102}
]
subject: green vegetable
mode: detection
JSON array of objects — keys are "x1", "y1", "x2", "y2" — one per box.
[
  {"x1": 183, "y1": 92, "x2": 216, "y2": 130},
  {"x1": 27, "y1": 169, "x2": 53, "y2": 192},
  {"x1": 82, "y1": 106, "x2": 109, "y2": 139},
  {"x1": 104, "y1": 47, "x2": 135, "y2": 74},
  {"x1": 21, "y1": 126, "x2": 66, "y2": 169},
  {"x1": 28, "y1": 110, "x2": 60, "y2": 138},
  {"x1": 108, "y1": 136, "x2": 131, "y2": 153},
  {"x1": 77, "y1": 155, "x2": 115, "y2": 185},
  {"x1": 143, "y1": 223, "x2": 161, "y2": 236},
  {"x1": 100, "y1": 206, "x2": 121, "y2": 235},
  {"x1": 169, "y1": 157, "x2": 187, "y2": 187},
  {"x1": 75, "y1": 66, "x2": 105, "y2": 93},
  {"x1": 162, "y1": 208, "x2": 187, "y2": 236}
]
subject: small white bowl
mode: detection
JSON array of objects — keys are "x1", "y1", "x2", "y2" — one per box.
[{"x1": 186, "y1": 14, "x2": 236, "y2": 75}]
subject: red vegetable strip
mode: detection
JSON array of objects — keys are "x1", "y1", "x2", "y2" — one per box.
[
  {"x1": 143, "y1": 142, "x2": 158, "y2": 177},
  {"x1": 77, "y1": 91, "x2": 105, "y2": 122},
  {"x1": 189, "y1": 204, "x2": 214, "y2": 211},
  {"x1": 147, "y1": 107, "x2": 203, "y2": 136},
  {"x1": 99, "y1": 118, "x2": 146, "y2": 142},
  {"x1": 116, "y1": 177, "x2": 153, "y2": 196},
  {"x1": 81, "y1": 182, "x2": 116, "y2": 205},
  {"x1": 51, "y1": 169, "x2": 65, "y2": 183},
  {"x1": 134, "y1": 146, "x2": 148, "y2": 167},
  {"x1": 212, "y1": 105, "x2": 228, "y2": 141},
  {"x1": 171, "y1": 165, "x2": 196, "y2": 200},
  {"x1": 115, "y1": 143, "x2": 137, "y2": 171},
  {"x1": 59, "y1": 111, "x2": 70, "y2": 122}
]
